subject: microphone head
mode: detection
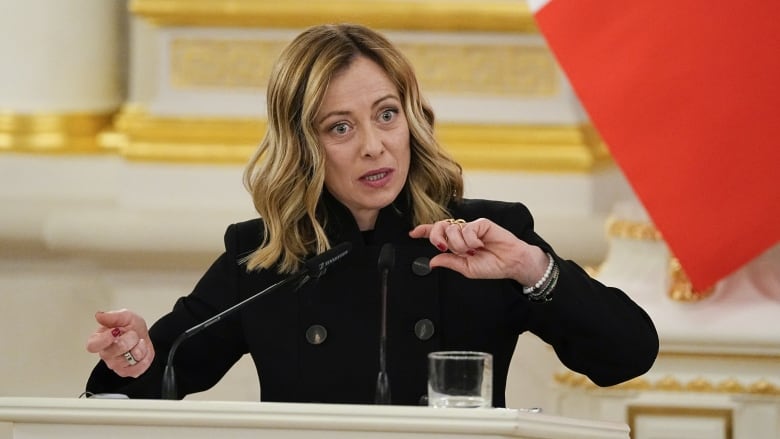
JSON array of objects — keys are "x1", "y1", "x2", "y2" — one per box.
[
  {"x1": 378, "y1": 243, "x2": 395, "y2": 271},
  {"x1": 304, "y1": 242, "x2": 352, "y2": 277}
]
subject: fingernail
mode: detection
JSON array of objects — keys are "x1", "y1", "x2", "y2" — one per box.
[
  {"x1": 111, "y1": 328, "x2": 121, "y2": 337},
  {"x1": 436, "y1": 243, "x2": 447, "y2": 252}
]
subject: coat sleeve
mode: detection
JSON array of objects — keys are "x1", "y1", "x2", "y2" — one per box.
[
  {"x1": 85, "y1": 223, "x2": 252, "y2": 398},
  {"x1": 495, "y1": 201, "x2": 659, "y2": 386}
]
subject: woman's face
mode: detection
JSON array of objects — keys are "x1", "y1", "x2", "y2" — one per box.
[{"x1": 315, "y1": 55, "x2": 411, "y2": 230}]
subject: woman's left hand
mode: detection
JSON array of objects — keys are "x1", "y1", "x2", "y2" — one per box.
[{"x1": 409, "y1": 218, "x2": 548, "y2": 285}]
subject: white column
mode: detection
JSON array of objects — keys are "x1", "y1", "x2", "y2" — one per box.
[{"x1": 0, "y1": 0, "x2": 124, "y2": 112}]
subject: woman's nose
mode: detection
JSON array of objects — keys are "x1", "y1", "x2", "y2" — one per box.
[{"x1": 361, "y1": 127, "x2": 385, "y2": 157}]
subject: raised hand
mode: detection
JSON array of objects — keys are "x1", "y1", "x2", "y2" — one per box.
[
  {"x1": 409, "y1": 218, "x2": 548, "y2": 286},
  {"x1": 86, "y1": 309, "x2": 155, "y2": 378}
]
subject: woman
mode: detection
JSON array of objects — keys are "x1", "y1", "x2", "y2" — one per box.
[{"x1": 86, "y1": 23, "x2": 658, "y2": 407}]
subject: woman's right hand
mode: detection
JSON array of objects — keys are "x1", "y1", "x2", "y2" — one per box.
[{"x1": 86, "y1": 309, "x2": 155, "y2": 378}]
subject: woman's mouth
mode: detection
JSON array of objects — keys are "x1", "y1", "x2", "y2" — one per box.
[{"x1": 360, "y1": 169, "x2": 393, "y2": 186}]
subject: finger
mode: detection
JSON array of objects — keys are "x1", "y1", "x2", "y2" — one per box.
[
  {"x1": 86, "y1": 327, "x2": 116, "y2": 353},
  {"x1": 429, "y1": 253, "x2": 471, "y2": 277},
  {"x1": 408, "y1": 224, "x2": 434, "y2": 238},
  {"x1": 117, "y1": 339, "x2": 155, "y2": 378},
  {"x1": 99, "y1": 330, "x2": 141, "y2": 361},
  {"x1": 94, "y1": 309, "x2": 134, "y2": 329},
  {"x1": 460, "y1": 220, "x2": 487, "y2": 250},
  {"x1": 121, "y1": 339, "x2": 145, "y2": 369},
  {"x1": 443, "y1": 223, "x2": 469, "y2": 253},
  {"x1": 410, "y1": 223, "x2": 449, "y2": 252}
]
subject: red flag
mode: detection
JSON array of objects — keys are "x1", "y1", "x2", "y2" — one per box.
[{"x1": 530, "y1": 0, "x2": 780, "y2": 290}]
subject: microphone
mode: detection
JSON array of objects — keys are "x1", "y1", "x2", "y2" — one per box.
[
  {"x1": 374, "y1": 243, "x2": 394, "y2": 404},
  {"x1": 161, "y1": 242, "x2": 352, "y2": 399}
]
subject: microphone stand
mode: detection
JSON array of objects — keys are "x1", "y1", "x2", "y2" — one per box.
[
  {"x1": 161, "y1": 274, "x2": 309, "y2": 399},
  {"x1": 375, "y1": 243, "x2": 394, "y2": 404},
  {"x1": 161, "y1": 242, "x2": 351, "y2": 400}
]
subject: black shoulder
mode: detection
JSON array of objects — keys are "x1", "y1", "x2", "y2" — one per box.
[{"x1": 223, "y1": 218, "x2": 265, "y2": 261}]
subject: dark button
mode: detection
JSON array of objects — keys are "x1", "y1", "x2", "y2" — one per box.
[
  {"x1": 414, "y1": 318, "x2": 435, "y2": 341},
  {"x1": 305, "y1": 324, "x2": 327, "y2": 345},
  {"x1": 412, "y1": 257, "x2": 432, "y2": 276}
]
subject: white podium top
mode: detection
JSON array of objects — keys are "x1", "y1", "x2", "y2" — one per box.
[{"x1": 0, "y1": 397, "x2": 628, "y2": 439}]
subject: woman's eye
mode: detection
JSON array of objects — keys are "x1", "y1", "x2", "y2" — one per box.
[
  {"x1": 332, "y1": 123, "x2": 349, "y2": 135},
  {"x1": 379, "y1": 109, "x2": 397, "y2": 122}
]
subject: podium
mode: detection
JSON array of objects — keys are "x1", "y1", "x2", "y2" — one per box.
[{"x1": 0, "y1": 397, "x2": 628, "y2": 439}]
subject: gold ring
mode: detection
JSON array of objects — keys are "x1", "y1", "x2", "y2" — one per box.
[
  {"x1": 444, "y1": 218, "x2": 467, "y2": 228},
  {"x1": 123, "y1": 351, "x2": 138, "y2": 366}
]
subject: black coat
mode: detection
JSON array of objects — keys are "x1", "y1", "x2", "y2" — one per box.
[{"x1": 87, "y1": 195, "x2": 658, "y2": 407}]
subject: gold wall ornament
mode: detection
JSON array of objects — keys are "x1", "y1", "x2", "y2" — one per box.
[
  {"x1": 170, "y1": 39, "x2": 287, "y2": 89},
  {"x1": 627, "y1": 406, "x2": 733, "y2": 439},
  {"x1": 605, "y1": 217, "x2": 664, "y2": 241},
  {"x1": 105, "y1": 105, "x2": 612, "y2": 171},
  {"x1": 104, "y1": 105, "x2": 262, "y2": 163},
  {"x1": 130, "y1": 0, "x2": 537, "y2": 32},
  {"x1": 715, "y1": 378, "x2": 746, "y2": 394},
  {"x1": 747, "y1": 379, "x2": 778, "y2": 394},
  {"x1": 554, "y1": 370, "x2": 780, "y2": 396},
  {"x1": 399, "y1": 43, "x2": 557, "y2": 97},
  {"x1": 668, "y1": 257, "x2": 715, "y2": 302},
  {"x1": 0, "y1": 111, "x2": 115, "y2": 154},
  {"x1": 169, "y1": 37, "x2": 559, "y2": 98},
  {"x1": 655, "y1": 375, "x2": 684, "y2": 392}
]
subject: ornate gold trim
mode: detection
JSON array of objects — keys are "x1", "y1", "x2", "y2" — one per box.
[
  {"x1": 130, "y1": 0, "x2": 537, "y2": 32},
  {"x1": 627, "y1": 406, "x2": 733, "y2": 439},
  {"x1": 554, "y1": 371, "x2": 780, "y2": 396},
  {"x1": 103, "y1": 105, "x2": 262, "y2": 163},
  {"x1": 169, "y1": 38, "x2": 558, "y2": 98},
  {"x1": 668, "y1": 257, "x2": 715, "y2": 302},
  {"x1": 0, "y1": 111, "x2": 115, "y2": 154},
  {"x1": 605, "y1": 217, "x2": 664, "y2": 241},
  {"x1": 106, "y1": 105, "x2": 613, "y2": 171},
  {"x1": 603, "y1": 218, "x2": 715, "y2": 302}
]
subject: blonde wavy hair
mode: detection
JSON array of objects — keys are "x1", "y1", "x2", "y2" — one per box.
[{"x1": 243, "y1": 23, "x2": 463, "y2": 273}]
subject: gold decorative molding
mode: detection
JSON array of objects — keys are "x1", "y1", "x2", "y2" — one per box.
[
  {"x1": 170, "y1": 38, "x2": 559, "y2": 98},
  {"x1": 0, "y1": 111, "x2": 115, "y2": 154},
  {"x1": 170, "y1": 39, "x2": 287, "y2": 90},
  {"x1": 130, "y1": 0, "x2": 537, "y2": 32},
  {"x1": 106, "y1": 105, "x2": 612, "y2": 171},
  {"x1": 438, "y1": 123, "x2": 611, "y2": 172},
  {"x1": 627, "y1": 406, "x2": 733, "y2": 439},
  {"x1": 668, "y1": 257, "x2": 715, "y2": 302},
  {"x1": 605, "y1": 217, "x2": 664, "y2": 241},
  {"x1": 102, "y1": 105, "x2": 262, "y2": 163},
  {"x1": 603, "y1": 217, "x2": 716, "y2": 302},
  {"x1": 554, "y1": 370, "x2": 780, "y2": 396}
]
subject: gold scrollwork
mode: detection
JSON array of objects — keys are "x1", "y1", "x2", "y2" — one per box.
[
  {"x1": 169, "y1": 38, "x2": 559, "y2": 98},
  {"x1": 605, "y1": 217, "x2": 663, "y2": 242},
  {"x1": 554, "y1": 370, "x2": 780, "y2": 396},
  {"x1": 668, "y1": 257, "x2": 715, "y2": 302}
]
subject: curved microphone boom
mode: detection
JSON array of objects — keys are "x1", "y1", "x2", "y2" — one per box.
[
  {"x1": 374, "y1": 243, "x2": 394, "y2": 404},
  {"x1": 161, "y1": 242, "x2": 352, "y2": 400}
]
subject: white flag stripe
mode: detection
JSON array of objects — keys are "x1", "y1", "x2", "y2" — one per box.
[{"x1": 526, "y1": 0, "x2": 552, "y2": 13}]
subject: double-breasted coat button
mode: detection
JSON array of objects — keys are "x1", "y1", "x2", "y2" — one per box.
[
  {"x1": 414, "y1": 318, "x2": 435, "y2": 341},
  {"x1": 411, "y1": 257, "x2": 432, "y2": 276},
  {"x1": 305, "y1": 324, "x2": 327, "y2": 345}
]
